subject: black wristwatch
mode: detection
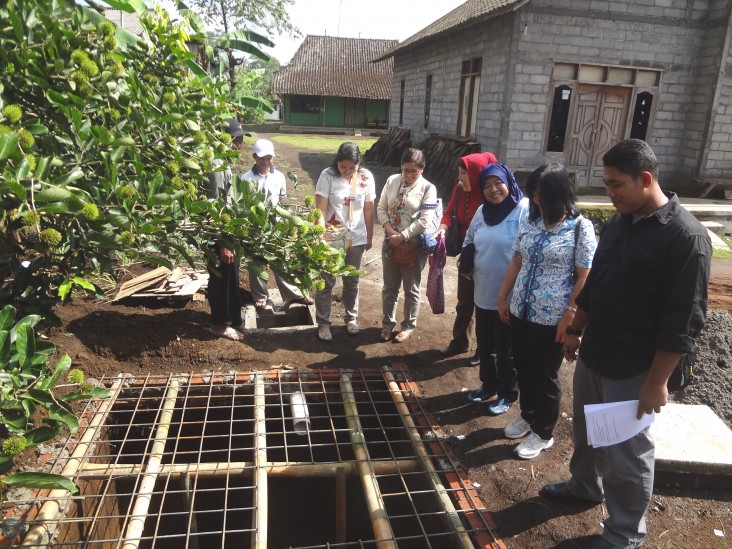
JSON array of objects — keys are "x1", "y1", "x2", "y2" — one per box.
[{"x1": 566, "y1": 326, "x2": 583, "y2": 336}]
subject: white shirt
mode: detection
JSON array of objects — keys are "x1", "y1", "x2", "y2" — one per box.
[
  {"x1": 315, "y1": 167, "x2": 376, "y2": 247},
  {"x1": 242, "y1": 167, "x2": 287, "y2": 206}
]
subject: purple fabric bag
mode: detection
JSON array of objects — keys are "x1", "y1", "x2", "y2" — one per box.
[{"x1": 426, "y1": 235, "x2": 446, "y2": 314}]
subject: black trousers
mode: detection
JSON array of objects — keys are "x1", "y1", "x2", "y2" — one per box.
[
  {"x1": 448, "y1": 273, "x2": 475, "y2": 351},
  {"x1": 475, "y1": 307, "x2": 518, "y2": 400},
  {"x1": 207, "y1": 251, "x2": 242, "y2": 327},
  {"x1": 510, "y1": 314, "x2": 564, "y2": 440}
]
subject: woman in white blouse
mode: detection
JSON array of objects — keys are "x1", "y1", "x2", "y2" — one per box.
[{"x1": 314, "y1": 142, "x2": 375, "y2": 341}]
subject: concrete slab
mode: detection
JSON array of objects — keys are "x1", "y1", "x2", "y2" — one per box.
[{"x1": 651, "y1": 402, "x2": 732, "y2": 475}]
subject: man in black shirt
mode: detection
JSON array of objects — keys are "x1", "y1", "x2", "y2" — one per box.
[{"x1": 540, "y1": 139, "x2": 711, "y2": 549}]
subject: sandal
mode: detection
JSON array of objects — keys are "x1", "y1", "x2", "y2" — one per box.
[
  {"x1": 380, "y1": 328, "x2": 393, "y2": 342},
  {"x1": 394, "y1": 329, "x2": 414, "y2": 343},
  {"x1": 317, "y1": 325, "x2": 332, "y2": 342},
  {"x1": 346, "y1": 321, "x2": 359, "y2": 336},
  {"x1": 289, "y1": 296, "x2": 314, "y2": 305}
]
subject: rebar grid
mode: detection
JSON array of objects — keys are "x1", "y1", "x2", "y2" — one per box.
[{"x1": 8, "y1": 369, "x2": 502, "y2": 549}]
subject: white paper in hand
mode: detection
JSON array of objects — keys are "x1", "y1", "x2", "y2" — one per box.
[{"x1": 584, "y1": 400, "x2": 655, "y2": 448}]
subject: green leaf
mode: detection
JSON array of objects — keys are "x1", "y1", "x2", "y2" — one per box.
[
  {"x1": 0, "y1": 331, "x2": 9, "y2": 359},
  {"x1": 37, "y1": 354, "x2": 71, "y2": 391},
  {"x1": 72, "y1": 277, "x2": 96, "y2": 291},
  {"x1": 0, "y1": 456, "x2": 13, "y2": 475},
  {"x1": 0, "y1": 305, "x2": 17, "y2": 331},
  {"x1": 0, "y1": 472, "x2": 78, "y2": 494},
  {"x1": 101, "y1": 0, "x2": 147, "y2": 14},
  {"x1": 52, "y1": 168, "x2": 85, "y2": 186},
  {"x1": 35, "y1": 187, "x2": 74, "y2": 203},
  {"x1": 185, "y1": 59, "x2": 211, "y2": 83},
  {"x1": 184, "y1": 119, "x2": 200, "y2": 132},
  {"x1": 14, "y1": 324, "x2": 35, "y2": 368},
  {"x1": 179, "y1": 158, "x2": 201, "y2": 172},
  {"x1": 26, "y1": 123, "x2": 49, "y2": 135},
  {"x1": 58, "y1": 279, "x2": 73, "y2": 301},
  {"x1": 0, "y1": 133, "x2": 19, "y2": 160},
  {"x1": 24, "y1": 425, "x2": 61, "y2": 445},
  {"x1": 34, "y1": 155, "x2": 51, "y2": 180}
]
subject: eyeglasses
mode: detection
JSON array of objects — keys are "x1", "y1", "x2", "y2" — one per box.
[
  {"x1": 483, "y1": 182, "x2": 506, "y2": 191},
  {"x1": 402, "y1": 168, "x2": 422, "y2": 175}
]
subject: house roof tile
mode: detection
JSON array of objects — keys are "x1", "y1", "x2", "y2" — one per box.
[
  {"x1": 272, "y1": 35, "x2": 397, "y2": 100},
  {"x1": 373, "y1": 0, "x2": 527, "y2": 61}
]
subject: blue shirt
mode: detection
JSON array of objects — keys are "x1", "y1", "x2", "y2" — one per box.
[
  {"x1": 510, "y1": 215, "x2": 597, "y2": 326},
  {"x1": 463, "y1": 198, "x2": 529, "y2": 310}
]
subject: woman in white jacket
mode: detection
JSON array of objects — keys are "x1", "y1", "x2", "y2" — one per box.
[{"x1": 377, "y1": 148, "x2": 437, "y2": 343}]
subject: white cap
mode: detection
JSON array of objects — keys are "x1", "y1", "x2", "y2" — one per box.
[{"x1": 253, "y1": 139, "x2": 275, "y2": 158}]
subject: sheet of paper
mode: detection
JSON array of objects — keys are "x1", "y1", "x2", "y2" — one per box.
[{"x1": 584, "y1": 400, "x2": 655, "y2": 448}]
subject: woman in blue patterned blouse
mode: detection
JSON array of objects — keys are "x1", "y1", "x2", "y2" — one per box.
[{"x1": 497, "y1": 164, "x2": 597, "y2": 460}]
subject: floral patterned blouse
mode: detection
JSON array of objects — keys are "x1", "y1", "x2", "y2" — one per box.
[{"x1": 509, "y1": 215, "x2": 597, "y2": 326}]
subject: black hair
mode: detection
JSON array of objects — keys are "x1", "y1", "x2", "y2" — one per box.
[
  {"x1": 525, "y1": 166, "x2": 543, "y2": 221},
  {"x1": 401, "y1": 147, "x2": 426, "y2": 168},
  {"x1": 526, "y1": 163, "x2": 577, "y2": 224},
  {"x1": 602, "y1": 139, "x2": 658, "y2": 179},
  {"x1": 329, "y1": 142, "x2": 362, "y2": 173}
]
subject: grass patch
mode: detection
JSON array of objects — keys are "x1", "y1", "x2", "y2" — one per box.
[
  {"x1": 272, "y1": 134, "x2": 377, "y2": 153},
  {"x1": 713, "y1": 235, "x2": 732, "y2": 259}
]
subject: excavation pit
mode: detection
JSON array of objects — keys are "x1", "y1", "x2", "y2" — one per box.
[
  {"x1": 243, "y1": 301, "x2": 316, "y2": 331},
  {"x1": 11, "y1": 368, "x2": 503, "y2": 548}
]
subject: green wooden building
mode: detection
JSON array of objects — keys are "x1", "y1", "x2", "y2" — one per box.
[{"x1": 272, "y1": 35, "x2": 396, "y2": 129}]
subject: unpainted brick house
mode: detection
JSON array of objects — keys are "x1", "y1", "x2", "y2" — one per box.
[
  {"x1": 272, "y1": 36, "x2": 397, "y2": 129},
  {"x1": 375, "y1": 0, "x2": 732, "y2": 189}
]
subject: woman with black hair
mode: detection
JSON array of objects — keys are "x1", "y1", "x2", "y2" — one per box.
[
  {"x1": 314, "y1": 142, "x2": 375, "y2": 341},
  {"x1": 497, "y1": 163, "x2": 597, "y2": 460}
]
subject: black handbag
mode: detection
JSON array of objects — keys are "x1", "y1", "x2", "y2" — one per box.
[{"x1": 445, "y1": 187, "x2": 464, "y2": 257}]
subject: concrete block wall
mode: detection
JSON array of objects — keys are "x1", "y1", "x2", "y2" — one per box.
[
  {"x1": 390, "y1": 16, "x2": 513, "y2": 154},
  {"x1": 389, "y1": 0, "x2": 728, "y2": 182},
  {"x1": 698, "y1": 0, "x2": 732, "y2": 179}
]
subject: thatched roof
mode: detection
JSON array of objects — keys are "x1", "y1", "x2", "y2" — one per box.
[
  {"x1": 373, "y1": 0, "x2": 527, "y2": 61},
  {"x1": 272, "y1": 35, "x2": 397, "y2": 100}
]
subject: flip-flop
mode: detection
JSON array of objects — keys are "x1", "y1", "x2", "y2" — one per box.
[
  {"x1": 380, "y1": 329, "x2": 393, "y2": 342},
  {"x1": 394, "y1": 329, "x2": 414, "y2": 343},
  {"x1": 210, "y1": 326, "x2": 245, "y2": 341}
]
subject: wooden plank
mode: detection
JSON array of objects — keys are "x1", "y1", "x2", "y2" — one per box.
[{"x1": 113, "y1": 267, "x2": 170, "y2": 301}]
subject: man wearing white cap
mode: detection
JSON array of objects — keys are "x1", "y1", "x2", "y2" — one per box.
[{"x1": 242, "y1": 139, "x2": 313, "y2": 308}]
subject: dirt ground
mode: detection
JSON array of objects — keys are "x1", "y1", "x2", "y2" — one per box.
[{"x1": 43, "y1": 134, "x2": 732, "y2": 548}]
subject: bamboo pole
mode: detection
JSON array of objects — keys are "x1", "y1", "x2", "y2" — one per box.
[
  {"x1": 78, "y1": 459, "x2": 421, "y2": 479},
  {"x1": 382, "y1": 367, "x2": 473, "y2": 548},
  {"x1": 121, "y1": 377, "x2": 181, "y2": 549},
  {"x1": 22, "y1": 376, "x2": 125, "y2": 548},
  {"x1": 181, "y1": 474, "x2": 199, "y2": 549},
  {"x1": 340, "y1": 374, "x2": 396, "y2": 549},
  {"x1": 252, "y1": 373, "x2": 268, "y2": 549}
]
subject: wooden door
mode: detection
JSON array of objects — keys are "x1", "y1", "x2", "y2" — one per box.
[
  {"x1": 344, "y1": 98, "x2": 365, "y2": 127},
  {"x1": 567, "y1": 85, "x2": 631, "y2": 187}
]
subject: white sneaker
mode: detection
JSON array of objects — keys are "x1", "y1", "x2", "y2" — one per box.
[
  {"x1": 504, "y1": 416, "x2": 531, "y2": 439},
  {"x1": 515, "y1": 433, "x2": 554, "y2": 460},
  {"x1": 346, "y1": 321, "x2": 359, "y2": 335}
]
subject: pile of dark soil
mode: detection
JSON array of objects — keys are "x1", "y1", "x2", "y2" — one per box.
[{"x1": 674, "y1": 309, "x2": 732, "y2": 427}]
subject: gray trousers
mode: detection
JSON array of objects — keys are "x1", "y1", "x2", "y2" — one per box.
[
  {"x1": 381, "y1": 250, "x2": 428, "y2": 331},
  {"x1": 248, "y1": 271, "x2": 302, "y2": 304},
  {"x1": 315, "y1": 244, "x2": 365, "y2": 326},
  {"x1": 568, "y1": 358, "x2": 653, "y2": 549}
]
